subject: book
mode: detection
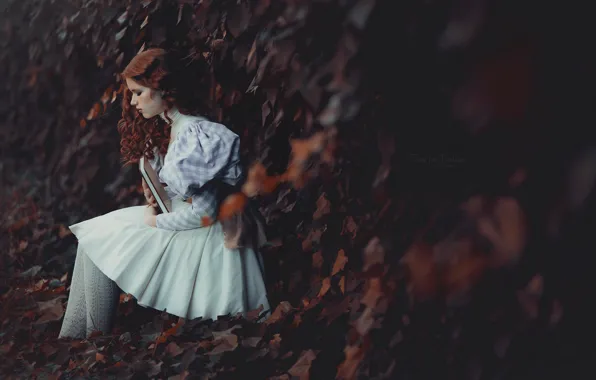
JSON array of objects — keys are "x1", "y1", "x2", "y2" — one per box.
[{"x1": 139, "y1": 156, "x2": 172, "y2": 213}]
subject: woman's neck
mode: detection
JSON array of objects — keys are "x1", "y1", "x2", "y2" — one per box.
[{"x1": 160, "y1": 107, "x2": 185, "y2": 127}]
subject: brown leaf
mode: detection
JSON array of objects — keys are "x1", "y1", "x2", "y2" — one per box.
[
  {"x1": 318, "y1": 277, "x2": 331, "y2": 297},
  {"x1": 242, "y1": 162, "x2": 281, "y2": 197},
  {"x1": 312, "y1": 251, "x2": 324, "y2": 271},
  {"x1": 210, "y1": 326, "x2": 240, "y2": 355},
  {"x1": 337, "y1": 341, "x2": 369, "y2": 380},
  {"x1": 156, "y1": 319, "x2": 183, "y2": 344},
  {"x1": 288, "y1": 349, "x2": 317, "y2": 380},
  {"x1": 401, "y1": 242, "x2": 438, "y2": 299},
  {"x1": 363, "y1": 237, "x2": 385, "y2": 271},
  {"x1": 265, "y1": 301, "x2": 293, "y2": 325},
  {"x1": 245, "y1": 303, "x2": 265, "y2": 321},
  {"x1": 95, "y1": 353, "x2": 106, "y2": 363},
  {"x1": 313, "y1": 193, "x2": 331, "y2": 220},
  {"x1": 320, "y1": 295, "x2": 351, "y2": 324},
  {"x1": 478, "y1": 197, "x2": 526, "y2": 266},
  {"x1": 332, "y1": 249, "x2": 348, "y2": 275},
  {"x1": 302, "y1": 227, "x2": 325, "y2": 252},
  {"x1": 361, "y1": 278, "x2": 383, "y2": 309},
  {"x1": 247, "y1": 40, "x2": 258, "y2": 71},
  {"x1": 35, "y1": 296, "x2": 66, "y2": 324},
  {"x1": 354, "y1": 307, "x2": 375, "y2": 336},
  {"x1": 41, "y1": 343, "x2": 58, "y2": 357},
  {"x1": 165, "y1": 342, "x2": 184, "y2": 357},
  {"x1": 218, "y1": 192, "x2": 248, "y2": 220},
  {"x1": 269, "y1": 333, "x2": 282, "y2": 350},
  {"x1": 444, "y1": 254, "x2": 487, "y2": 299},
  {"x1": 242, "y1": 337, "x2": 262, "y2": 348},
  {"x1": 282, "y1": 132, "x2": 330, "y2": 188},
  {"x1": 86, "y1": 103, "x2": 101, "y2": 120},
  {"x1": 58, "y1": 224, "x2": 72, "y2": 238}
]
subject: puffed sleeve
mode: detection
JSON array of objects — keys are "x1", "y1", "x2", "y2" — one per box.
[
  {"x1": 155, "y1": 120, "x2": 242, "y2": 231},
  {"x1": 147, "y1": 146, "x2": 164, "y2": 174}
]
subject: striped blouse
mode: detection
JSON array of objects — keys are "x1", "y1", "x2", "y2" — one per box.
[{"x1": 148, "y1": 115, "x2": 242, "y2": 230}]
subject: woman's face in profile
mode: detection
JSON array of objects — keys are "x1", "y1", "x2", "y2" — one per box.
[{"x1": 125, "y1": 78, "x2": 167, "y2": 119}]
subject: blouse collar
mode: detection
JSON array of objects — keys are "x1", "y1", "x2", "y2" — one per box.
[{"x1": 161, "y1": 107, "x2": 185, "y2": 127}]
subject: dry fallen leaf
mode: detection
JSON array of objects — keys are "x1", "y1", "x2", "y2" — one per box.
[
  {"x1": 242, "y1": 162, "x2": 282, "y2": 197},
  {"x1": 265, "y1": 301, "x2": 293, "y2": 325},
  {"x1": 288, "y1": 349, "x2": 317, "y2": 379},
  {"x1": 354, "y1": 307, "x2": 375, "y2": 336},
  {"x1": 313, "y1": 193, "x2": 331, "y2": 219},
  {"x1": 35, "y1": 296, "x2": 66, "y2": 324},
  {"x1": 210, "y1": 326, "x2": 240, "y2": 355},
  {"x1": 478, "y1": 197, "x2": 526, "y2": 266},
  {"x1": 363, "y1": 237, "x2": 385, "y2": 272},
  {"x1": 318, "y1": 277, "x2": 331, "y2": 297},
  {"x1": 165, "y1": 342, "x2": 184, "y2": 357},
  {"x1": 401, "y1": 242, "x2": 438, "y2": 299},
  {"x1": 218, "y1": 192, "x2": 248, "y2": 220},
  {"x1": 361, "y1": 277, "x2": 383, "y2": 309},
  {"x1": 332, "y1": 249, "x2": 348, "y2": 275},
  {"x1": 337, "y1": 340, "x2": 369, "y2": 380}
]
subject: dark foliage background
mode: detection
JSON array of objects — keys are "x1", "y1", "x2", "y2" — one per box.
[{"x1": 1, "y1": 0, "x2": 596, "y2": 379}]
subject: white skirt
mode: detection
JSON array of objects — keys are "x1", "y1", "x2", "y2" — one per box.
[{"x1": 68, "y1": 199, "x2": 271, "y2": 320}]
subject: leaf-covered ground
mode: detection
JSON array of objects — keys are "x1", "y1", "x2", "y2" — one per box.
[{"x1": 3, "y1": 0, "x2": 596, "y2": 379}]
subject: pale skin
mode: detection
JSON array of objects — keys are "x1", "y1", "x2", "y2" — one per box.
[{"x1": 125, "y1": 77, "x2": 168, "y2": 227}]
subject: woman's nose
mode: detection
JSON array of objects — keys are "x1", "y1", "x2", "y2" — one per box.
[{"x1": 130, "y1": 94, "x2": 137, "y2": 106}]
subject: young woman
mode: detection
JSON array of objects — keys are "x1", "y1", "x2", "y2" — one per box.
[{"x1": 58, "y1": 48, "x2": 270, "y2": 339}]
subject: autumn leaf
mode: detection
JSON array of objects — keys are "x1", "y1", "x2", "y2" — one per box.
[
  {"x1": 443, "y1": 254, "x2": 487, "y2": 299},
  {"x1": 361, "y1": 277, "x2": 383, "y2": 309},
  {"x1": 35, "y1": 296, "x2": 66, "y2": 324},
  {"x1": 401, "y1": 242, "x2": 438, "y2": 299},
  {"x1": 242, "y1": 162, "x2": 282, "y2": 197},
  {"x1": 332, "y1": 249, "x2": 348, "y2": 275},
  {"x1": 477, "y1": 197, "x2": 526, "y2": 266},
  {"x1": 201, "y1": 216, "x2": 214, "y2": 226},
  {"x1": 341, "y1": 216, "x2": 358, "y2": 239},
  {"x1": 218, "y1": 192, "x2": 248, "y2": 219},
  {"x1": 318, "y1": 277, "x2": 331, "y2": 297},
  {"x1": 209, "y1": 326, "x2": 240, "y2": 355},
  {"x1": 288, "y1": 349, "x2": 317, "y2": 380},
  {"x1": 354, "y1": 307, "x2": 375, "y2": 336},
  {"x1": 156, "y1": 319, "x2": 183, "y2": 344},
  {"x1": 265, "y1": 301, "x2": 293, "y2": 325},
  {"x1": 362, "y1": 237, "x2": 385, "y2": 272},
  {"x1": 313, "y1": 193, "x2": 331, "y2": 220},
  {"x1": 165, "y1": 342, "x2": 184, "y2": 357},
  {"x1": 337, "y1": 339, "x2": 370, "y2": 380},
  {"x1": 95, "y1": 352, "x2": 106, "y2": 363}
]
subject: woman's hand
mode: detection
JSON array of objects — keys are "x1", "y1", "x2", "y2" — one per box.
[
  {"x1": 142, "y1": 178, "x2": 158, "y2": 208},
  {"x1": 144, "y1": 205, "x2": 157, "y2": 227}
]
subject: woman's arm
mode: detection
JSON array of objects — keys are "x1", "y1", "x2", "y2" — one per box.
[
  {"x1": 153, "y1": 190, "x2": 218, "y2": 230},
  {"x1": 148, "y1": 120, "x2": 241, "y2": 230}
]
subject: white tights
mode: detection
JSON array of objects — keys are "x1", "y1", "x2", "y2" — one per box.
[{"x1": 58, "y1": 246, "x2": 120, "y2": 339}]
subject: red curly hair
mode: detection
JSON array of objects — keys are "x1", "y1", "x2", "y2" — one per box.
[{"x1": 118, "y1": 48, "x2": 212, "y2": 164}]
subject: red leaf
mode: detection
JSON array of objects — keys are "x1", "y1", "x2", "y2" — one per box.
[{"x1": 218, "y1": 192, "x2": 248, "y2": 220}]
